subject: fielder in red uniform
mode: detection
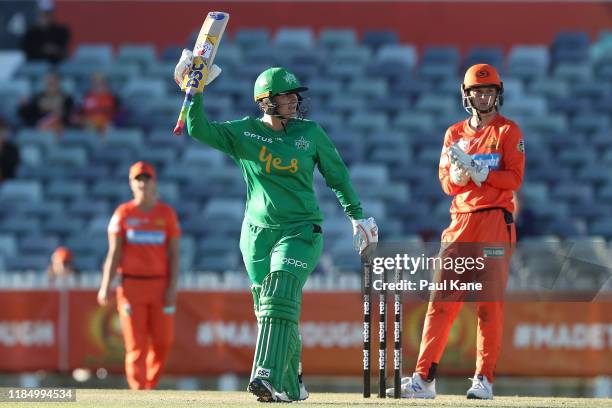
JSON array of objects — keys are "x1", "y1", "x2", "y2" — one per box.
[
  {"x1": 391, "y1": 64, "x2": 525, "y2": 399},
  {"x1": 97, "y1": 161, "x2": 181, "y2": 389}
]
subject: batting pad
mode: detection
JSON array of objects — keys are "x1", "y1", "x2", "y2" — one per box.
[
  {"x1": 282, "y1": 334, "x2": 302, "y2": 400},
  {"x1": 252, "y1": 271, "x2": 302, "y2": 394},
  {"x1": 249, "y1": 284, "x2": 262, "y2": 382}
]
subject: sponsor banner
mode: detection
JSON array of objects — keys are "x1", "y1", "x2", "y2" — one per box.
[
  {"x1": 0, "y1": 291, "x2": 610, "y2": 376},
  {"x1": 0, "y1": 291, "x2": 59, "y2": 371}
]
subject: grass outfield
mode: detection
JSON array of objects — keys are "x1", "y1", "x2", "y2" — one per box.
[{"x1": 9, "y1": 390, "x2": 610, "y2": 408}]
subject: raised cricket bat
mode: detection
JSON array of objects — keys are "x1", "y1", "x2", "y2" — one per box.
[{"x1": 173, "y1": 11, "x2": 229, "y2": 135}]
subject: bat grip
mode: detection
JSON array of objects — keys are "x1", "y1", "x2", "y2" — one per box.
[{"x1": 173, "y1": 89, "x2": 194, "y2": 136}]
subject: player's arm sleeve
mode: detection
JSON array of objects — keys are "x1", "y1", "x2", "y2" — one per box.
[
  {"x1": 485, "y1": 125, "x2": 525, "y2": 190},
  {"x1": 187, "y1": 93, "x2": 237, "y2": 157},
  {"x1": 315, "y1": 126, "x2": 364, "y2": 219},
  {"x1": 439, "y1": 129, "x2": 472, "y2": 196},
  {"x1": 167, "y1": 207, "x2": 181, "y2": 239},
  {"x1": 107, "y1": 207, "x2": 125, "y2": 237}
]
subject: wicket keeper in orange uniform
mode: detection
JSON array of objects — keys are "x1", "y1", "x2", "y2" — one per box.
[
  {"x1": 97, "y1": 161, "x2": 181, "y2": 389},
  {"x1": 391, "y1": 64, "x2": 525, "y2": 399}
]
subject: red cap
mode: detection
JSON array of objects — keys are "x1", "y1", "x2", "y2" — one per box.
[
  {"x1": 52, "y1": 247, "x2": 72, "y2": 263},
  {"x1": 129, "y1": 161, "x2": 156, "y2": 180},
  {"x1": 463, "y1": 64, "x2": 501, "y2": 89}
]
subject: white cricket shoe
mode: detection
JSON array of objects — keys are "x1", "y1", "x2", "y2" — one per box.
[
  {"x1": 466, "y1": 374, "x2": 493, "y2": 399},
  {"x1": 386, "y1": 373, "x2": 436, "y2": 399}
]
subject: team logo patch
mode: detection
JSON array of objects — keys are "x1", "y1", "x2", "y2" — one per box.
[
  {"x1": 477, "y1": 69, "x2": 489, "y2": 78},
  {"x1": 487, "y1": 135, "x2": 498, "y2": 149},
  {"x1": 126, "y1": 217, "x2": 141, "y2": 227},
  {"x1": 284, "y1": 72, "x2": 297, "y2": 85},
  {"x1": 155, "y1": 218, "x2": 166, "y2": 228},
  {"x1": 294, "y1": 136, "x2": 310, "y2": 151},
  {"x1": 517, "y1": 139, "x2": 525, "y2": 153}
]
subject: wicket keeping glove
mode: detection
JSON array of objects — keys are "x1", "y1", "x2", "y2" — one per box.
[
  {"x1": 448, "y1": 143, "x2": 489, "y2": 187},
  {"x1": 352, "y1": 217, "x2": 379, "y2": 258},
  {"x1": 450, "y1": 162, "x2": 470, "y2": 186},
  {"x1": 174, "y1": 48, "x2": 222, "y2": 91}
]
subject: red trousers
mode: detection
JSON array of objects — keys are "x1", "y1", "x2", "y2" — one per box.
[
  {"x1": 415, "y1": 209, "x2": 515, "y2": 383},
  {"x1": 116, "y1": 278, "x2": 175, "y2": 389}
]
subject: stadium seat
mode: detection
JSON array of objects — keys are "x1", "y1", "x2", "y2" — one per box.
[
  {"x1": 103, "y1": 129, "x2": 144, "y2": 150},
  {"x1": 392, "y1": 112, "x2": 435, "y2": 134},
  {"x1": 551, "y1": 183, "x2": 594, "y2": 204},
  {"x1": 551, "y1": 31, "x2": 590, "y2": 64},
  {"x1": 47, "y1": 146, "x2": 88, "y2": 167},
  {"x1": 0, "y1": 234, "x2": 18, "y2": 257},
  {"x1": 15, "y1": 129, "x2": 55, "y2": 151},
  {"x1": 376, "y1": 45, "x2": 418, "y2": 70},
  {"x1": 5, "y1": 256, "x2": 48, "y2": 272},
  {"x1": 319, "y1": 28, "x2": 357, "y2": 50},
  {"x1": 347, "y1": 78, "x2": 387, "y2": 99},
  {"x1": 15, "y1": 61, "x2": 51, "y2": 84},
  {"x1": 507, "y1": 45, "x2": 550, "y2": 79},
  {"x1": 19, "y1": 145, "x2": 42, "y2": 168},
  {"x1": 420, "y1": 46, "x2": 460, "y2": 80},
  {"x1": 590, "y1": 217, "x2": 612, "y2": 238},
  {"x1": 117, "y1": 44, "x2": 157, "y2": 67},
  {"x1": 90, "y1": 181, "x2": 130, "y2": 203},
  {"x1": 347, "y1": 112, "x2": 388, "y2": 133},
  {"x1": 14, "y1": 201, "x2": 63, "y2": 220},
  {"x1": 73, "y1": 43, "x2": 114, "y2": 65},
  {"x1": 60, "y1": 130, "x2": 102, "y2": 152},
  {"x1": 349, "y1": 164, "x2": 388, "y2": 186},
  {"x1": 19, "y1": 235, "x2": 59, "y2": 255},
  {"x1": 156, "y1": 181, "x2": 179, "y2": 204},
  {"x1": 326, "y1": 95, "x2": 365, "y2": 115},
  {"x1": 362, "y1": 30, "x2": 399, "y2": 50},
  {"x1": 203, "y1": 198, "x2": 244, "y2": 221},
  {"x1": 464, "y1": 47, "x2": 504, "y2": 70},
  {"x1": 0, "y1": 216, "x2": 41, "y2": 236},
  {"x1": 0, "y1": 180, "x2": 42, "y2": 202},
  {"x1": 414, "y1": 95, "x2": 455, "y2": 115},
  {"x1": 234, "y1": 28, "x2": 271, "y2": 49},
  {"x1": 274, "y1": 28, "x2": 315, "y2": 49},
  {"x1": 552, "y1": 63, "x2": 592, "y2": 82},
  {"x1": 571, "y1": 113, "x2": 611, "y2": 134},
  {"x1": 529, "y1": 78, "x2": 570, "y2": 99},
  {"x1": 46, "y1": 180, "x2": 87, "y2": 201}
]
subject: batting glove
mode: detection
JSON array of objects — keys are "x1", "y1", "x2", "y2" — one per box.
[
  {"x1": 448, "y1": 143, "x2": 489, "y2": 187},
  {"x1": 352, "y1": 217, "x2": 379, "y2": 258},
  {"x1": 174, "y1": 48, "x2": 222, "y2": 90}
]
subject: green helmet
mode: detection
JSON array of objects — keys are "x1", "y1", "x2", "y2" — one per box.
[{"x1": 253, "y1": 67, "x2": 308, "y2": 101}]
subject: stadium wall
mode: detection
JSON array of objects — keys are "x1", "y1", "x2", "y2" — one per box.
[{"x1": 55, "y1": 1, "x2": 612, "y2": 53}]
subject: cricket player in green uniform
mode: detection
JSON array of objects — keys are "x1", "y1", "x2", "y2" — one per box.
[{"x1": 175, "y1": 53, "x2": 379, "y2": 402}]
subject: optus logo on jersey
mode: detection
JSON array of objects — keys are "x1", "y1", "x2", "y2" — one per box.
[
  {"x1": 243, "y1": 131, "x2": 273, "y2": 144},
  {"x1": 259, "y1": 146, "x2": 299, "y2": 174}
]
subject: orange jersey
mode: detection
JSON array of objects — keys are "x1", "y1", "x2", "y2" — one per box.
[
  {"x1": 108, "y1": 200, "x2": 180, "y2": 278},
  {"x1": 439, "y1": 114, "x2": 525, "y2": 214}
]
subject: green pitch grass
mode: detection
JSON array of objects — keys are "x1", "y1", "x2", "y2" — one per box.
[{"x1": 12, "y1": 389, "x2": 610, "y2": 408}]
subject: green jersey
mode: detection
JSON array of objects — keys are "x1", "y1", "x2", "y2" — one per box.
[{"x1": 187, "y1": 94, "x2": 363, "y2": 228}]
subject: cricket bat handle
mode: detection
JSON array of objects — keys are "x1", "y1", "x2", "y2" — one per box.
[
  {"x1": 173, "y1": 58, "x2": 208, "y2": 136},
  {"x1": 173, "y1": 91, "x2": 194, "y2": 136}
]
